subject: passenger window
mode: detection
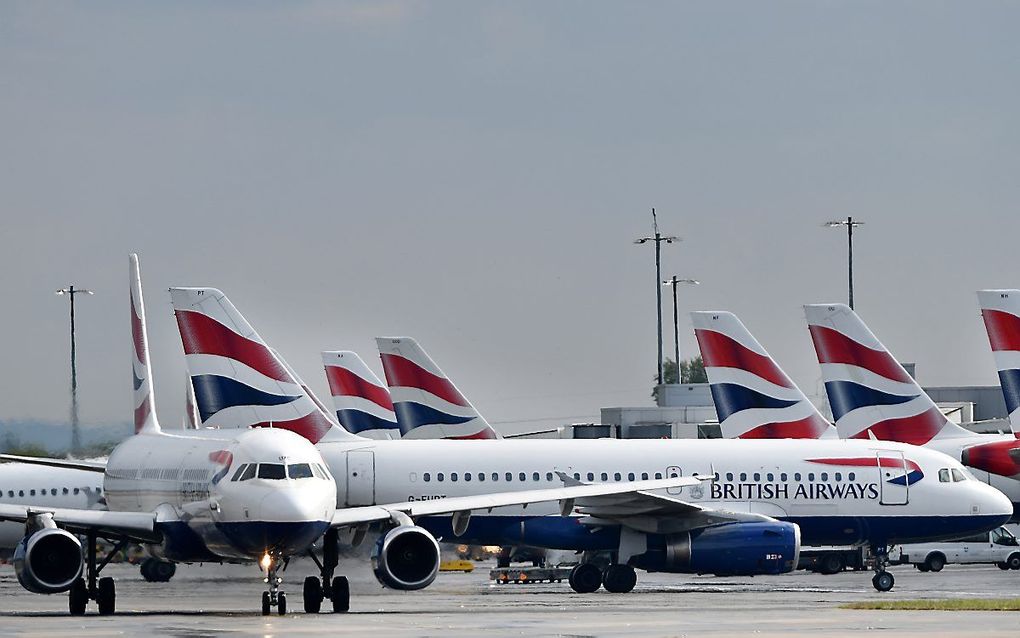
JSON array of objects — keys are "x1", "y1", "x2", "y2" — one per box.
[
  {"x1": 451, "y1": 473, "x2": 459, "y2": 482},
  {"x1": 519, "y1": 472, "x2": 526, "y2": 482},
  {"x1": 739, "y1": 473, "x2": 747, "y2": 481},
  {"x1": 938, "y1": 468, "x2": 951, "y2": 483},
  {"x1": 491, "y1": 472, "x2": 498, "y2": 481},
  {"x1": 423, "y1": 473, "x2": 431, "y2": 483},
  {"x1": 820, "y1": 472, "x2": 828, "y2": 481},
  {"x1": 807, "y1": 473, "x2": 815, "y2": 482},
  {"x1": 478, "y1": 473, "x2": 485, "y2": 482},
  {"x1": 51, "y1": 489, "x2": 57, "y2": 495},
  {"x1": 628, "y1": 472, "x2": 635, "y2": 481},
  {"x1": 505, "y1": 472, "x2": 512, "y2": 482},
  {"x1": 30, "y1": 490, "x2": 35, "y2": 496},
  {"x1": 546, "y1": 472, "x2": 554, "y2": 481},
  {"x1": 288, "y1": 463, "x2": 313, "y2": 479},
  {"x1": 951, "y1": 469, "x2": 966, "y2": 482},
  {"x1": 464, "y1": 473, "x2": 471, "y2": 482},
  {"x1": 614, "y1": 473, "x2": 622, "y2": 481},
  {"x1": 63, "y1": 487, "x2": 69, "y2": 495},
  {"x1": 642, "y1": 472, "x2": 649, "y2": 480},
  {"x1": 573, "y1": 472, "x2": 580, "y2": 480},
  {"x1": 587, "y1": 472, "x2": 595, "y2": 481},
  {"x1": 655, "y1": 472, "x2": 662, "y2": 480},
  {"x1": 753, "y1": 473, "x2": 760, "y2": 482},
  {"x1": 438, "y1": 473, "x2": 445, "y2": 482},
  {"x1": 794, "y1": 473, "x2": 801, "y2": 481},
  {"x1": 848, "y1": 472, "x2": 855, "y2": 481},
  {"x1": 72, "y1": 488, "x2": 78, "y2": 495},
  {"x1": 600, "y1": 472, "x2": 608, "y2": 481},
  {"x1": 766, "y1": 473, "x2": 774, "y2": 482},
  {"x1": 835, "y1": 472, "x2": 842, "y2": 482},
  {"x1": 726, "y1": 473, "x2": 733, "y2": 481},
  {"x1": 780, "y1": 473, "x2": 787, "y2": 482},
  {"x1": 532, "y1": 472, "x2": 540, "y2": 481},
  {"x1": 258, "y1": 464, "x2": 286, "y2": 480},
  {"x1": 239, "y1": 464, "x2": 257, "y2": 481}
]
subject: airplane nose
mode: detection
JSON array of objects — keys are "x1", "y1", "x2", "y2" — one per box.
[{"x1": 980, "y1": 482, "x2": 1015, "y2": 523}]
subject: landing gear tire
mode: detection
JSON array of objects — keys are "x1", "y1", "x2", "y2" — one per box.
[
  {"x1": 262, "y1": 591, "x2": 271, "y2": 616},
  {"x1": 924, "y1": 554, "x2": 945, "y2": 573},
  {"x1": 819, "y1": 554, "x2": 845, "y2": 575},
  {"x1": 872, "y1": 571, "x2": 895, "y2": 592},
  {"x1": 602, "y1": 565, "x2": 637, "y2": 593},
  {"x1": 303, "y1": 576, "x2": 323, "y2": 613},
  {"x1": 69, "y1": 579, "x2": 88, "y2": 616},
  {"x1": 1006, "y1": 554, "x2": 1020, "y2": 570},
  {"x1": 97, "y1": 577, "x2": 116, "y2": 615},
  {"x1": 277, "y1": 593, "x2": 287, "y2": 615},
  {"x1": 140, "y1": 557, "x2": 176, "y2": 582},
  {"x1": 331, "y1": 576, "x2": 350, "y2": 613},
  {"x1": 568, "y1": 563, "x2": 602, "y2": 593}
]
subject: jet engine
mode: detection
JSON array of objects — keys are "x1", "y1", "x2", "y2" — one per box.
[
  {"x1": 632, "y1": 521, "x2": 800, "y2": 576},
  {"x1": 14, "y1": 528, "x2": 84, "y2": 594},
  {"x1": 371, "y1": 525, "x2": 441, "y2": 590}
]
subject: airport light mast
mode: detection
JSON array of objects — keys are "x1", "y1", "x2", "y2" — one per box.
[
  {"x1": 635, "y1": 209, "x2": 678, "y2": 386},
  {"x1": 824, "y1": 217, "x2": 864, "y2": 310},
  {"x1": 56, "y1": 285, "x2": 93, "y2": 457},
  {"x1": 662, "y1": 276, "x2": 699, "y2": 383}
]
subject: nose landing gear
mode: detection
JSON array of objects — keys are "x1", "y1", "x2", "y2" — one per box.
[
  {"x1": 866, "y1": 545, "x2": 895, "y2": 592},
  {"x1": 260, "y1": 553, "x2": 287, "y2": 615}
]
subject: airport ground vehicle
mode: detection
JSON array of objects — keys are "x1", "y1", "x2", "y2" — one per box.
[
  {"x1": 798, "y1": 547, "x2": 866, "y2": 574},
  {"x1": 890, "y1": 526, "x2": 1020, "y2": 571}
]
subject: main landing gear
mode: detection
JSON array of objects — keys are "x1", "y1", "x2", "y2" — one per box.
[
  {"x1": 139, "y1": 556, "x2": 176, "y2": 582},
  {"x1": 867, "y1": 545, "x2": 895, "y2": 592},
  {"x1": 69, "y1": 532, "x2": 128, "y2": 616},
  {"x1": 568, "y1": 562, "x2": 637, "y2": 594},
  {"x1": 303, "y1": 528, "x2": 350, "y2": 614},
  {"x1": 260, "y1": 553, "x2": 287, "y2": 615}
]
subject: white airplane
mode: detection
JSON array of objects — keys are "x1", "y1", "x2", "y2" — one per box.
[
  {"x1": 171, "y1": 287, "x2": 1012, "y2": 594},
  {"x1": 0, "y1": 255, "x2": 699, "y2": 616},
  {"x1": 962, "y1": 290, "x2": 1020, "y2": 480},
  {"x1": 804, "y1": 303, "x2": 1020, "y2": 519},
  {"x1": 691, "y1": 310, "x2": 837, "y2": 439}
]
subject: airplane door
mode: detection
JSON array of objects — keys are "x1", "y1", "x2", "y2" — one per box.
[
  {"x1": 665, "y1": 466, "x2": 683, "y2": 495},
  {"x1": 346, "y1": 450, "x2": 375, "y2": 506},
  {"x1": 877, "y1": 450, "x2": 908, "y2": 506}
]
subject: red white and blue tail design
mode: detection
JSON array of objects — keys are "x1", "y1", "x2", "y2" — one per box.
[
  {"x1": 322, "y1": 351, "x2": 400, "y2": 439},
  {"x1": 129, "y1": 254, "x2": 160, "y2": 435},
  {"x1": 978, "y1": 290, "x2": 1020, "y2": 434},
  {"x1": 804, "y1": 303, "x2": 970, "y2": 445},
  {"x1": 692, "y1": 311, "x2": 836, "y2": 439},
  {"x1": 169, "y1": 287, "x2": 360, "y2": 444},
  {"x1": 376, "y1": 337, "x2": 501, "y2": 440}
]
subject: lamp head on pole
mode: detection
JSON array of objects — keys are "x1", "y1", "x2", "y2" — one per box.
[
  {"x1": 823, "y1": 218, "x2": 864, "y2": 229},
  {"x1": 56, "y1": 288, "x2": 94, "y2": 296},
  {"x1": 662, "y1": 278, "x2": 700, "y2": 287}
]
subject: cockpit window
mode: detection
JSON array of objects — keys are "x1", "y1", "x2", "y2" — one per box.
[
  {"x1": 951, "y1": 468, "x2": 967, "y2": 482},
  {"x1": 288, "y1": 463, "x2": 314, "y2": 479},
  {"x1": 238, "y1": 463, "x2": 257, "y2": 481},
  {"x1": 230, "y1": 464, "x2": 249, "y2": 482},
  {"x1": 257, "y1": 464, "x2": 286, "y2": 480},
  {"x1": 938, "y1": 468, "x2": 951, "y2": 483}
]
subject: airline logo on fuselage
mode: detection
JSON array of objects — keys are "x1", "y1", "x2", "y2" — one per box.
[{"x1": 708, "y1": 457, "x2": 921, "y2": 502}]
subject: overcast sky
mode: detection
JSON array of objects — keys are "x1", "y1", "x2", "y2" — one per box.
[{"x1": 2, "y1": 1, "x2": 1018, "y2": 435}]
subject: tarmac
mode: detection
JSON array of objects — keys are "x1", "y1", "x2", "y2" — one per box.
[{"x1": 0, "y1": 558, "x2": 1018, "y2": 636}]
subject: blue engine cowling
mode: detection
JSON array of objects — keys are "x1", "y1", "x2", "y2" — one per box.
[{"x1": 631, "y1": 521, "x2": 800, "y2": 576}]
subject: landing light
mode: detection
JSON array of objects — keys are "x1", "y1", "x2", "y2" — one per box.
[{"x1": 260, "y1": 553, "x2": 272, "y2": 570}]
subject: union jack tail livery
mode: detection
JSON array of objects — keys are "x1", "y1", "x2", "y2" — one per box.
[
  {"x1": 804, "y1": 303, "x2": 970, "y2": 445},
  {"x1": 977, "y1": 290, "x2": 1020, "y2": 434},
  {"x1": 376, "y1": 337, "x2": 501, "y2": 440},
  {"x1": 692, "y1": 311, "x2": 836, "y2": 439},
  {"x1": 129, "y1": 253, "x2": 161, "y2": 435},
  {"x1": 322, "y1": 351, "x2": 400, "y2": 439},
  {"x1": 169, "y1": 287, "x2": 360, "y2": 444}
]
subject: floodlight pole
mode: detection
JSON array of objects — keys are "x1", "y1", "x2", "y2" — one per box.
[
  {"x1": 663, "y1": 277, "x2": 700, "y2": 383},
  {"x1": 635, "y1": 210, "x2": 678, "y2": 386},
  {"x1": 824, "y1": 217, "x2": 864, "y2": 310},
  {"x1": 57, "y1": 285, "x2": 92, "y2": 456}
]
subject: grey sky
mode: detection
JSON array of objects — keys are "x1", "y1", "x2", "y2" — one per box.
[{"x1": 2, "y1": 1, "x2": 1018, "y2": 435}]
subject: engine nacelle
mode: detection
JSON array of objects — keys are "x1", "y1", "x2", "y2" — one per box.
[
  {"x1": 14, "y1": 528, "x2": 84, "y2": 594},
  {"x1": 632, "y1": 521, "x2": 800, "y2": 576},
  {"x1": 371, "y1": 525, "x2": 441, "y2": 590}
]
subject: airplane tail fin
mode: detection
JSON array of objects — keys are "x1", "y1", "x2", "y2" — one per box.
[
  {"x1": 375, "y1": 337, "x2": 501, "y2": 439},
  {"x1": 129, "y1": 254, "x2": 161, "y2": 435},
  {"x1": 977, "y1": 290, "x2": 1020, "y2": 435},
  {"x1": 691, "y1": 311, "x2": 835, "y2": 439},
  {"x1": 803, "y1": 303, "x2": 970, "y2": 444},
  {"x1": 168, "y1": 287, "x2": 361, "y2": 444},
  {"x1": 322, "y1": 351, "x2": 400, "y2": 439}
]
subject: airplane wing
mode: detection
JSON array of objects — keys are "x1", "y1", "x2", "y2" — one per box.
[
  {"x1": 571, "y1": 490, "x2": 775, "y2": 534},
  {"x1": 330, "y1": 475, "x2": 707, "y2": 527},
  {"x1": 0, "y1": 454, "x2": 106, "y2": 472},
  {"x1": 0, "y1": 504, "x2": 160, "y2": 542}
]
